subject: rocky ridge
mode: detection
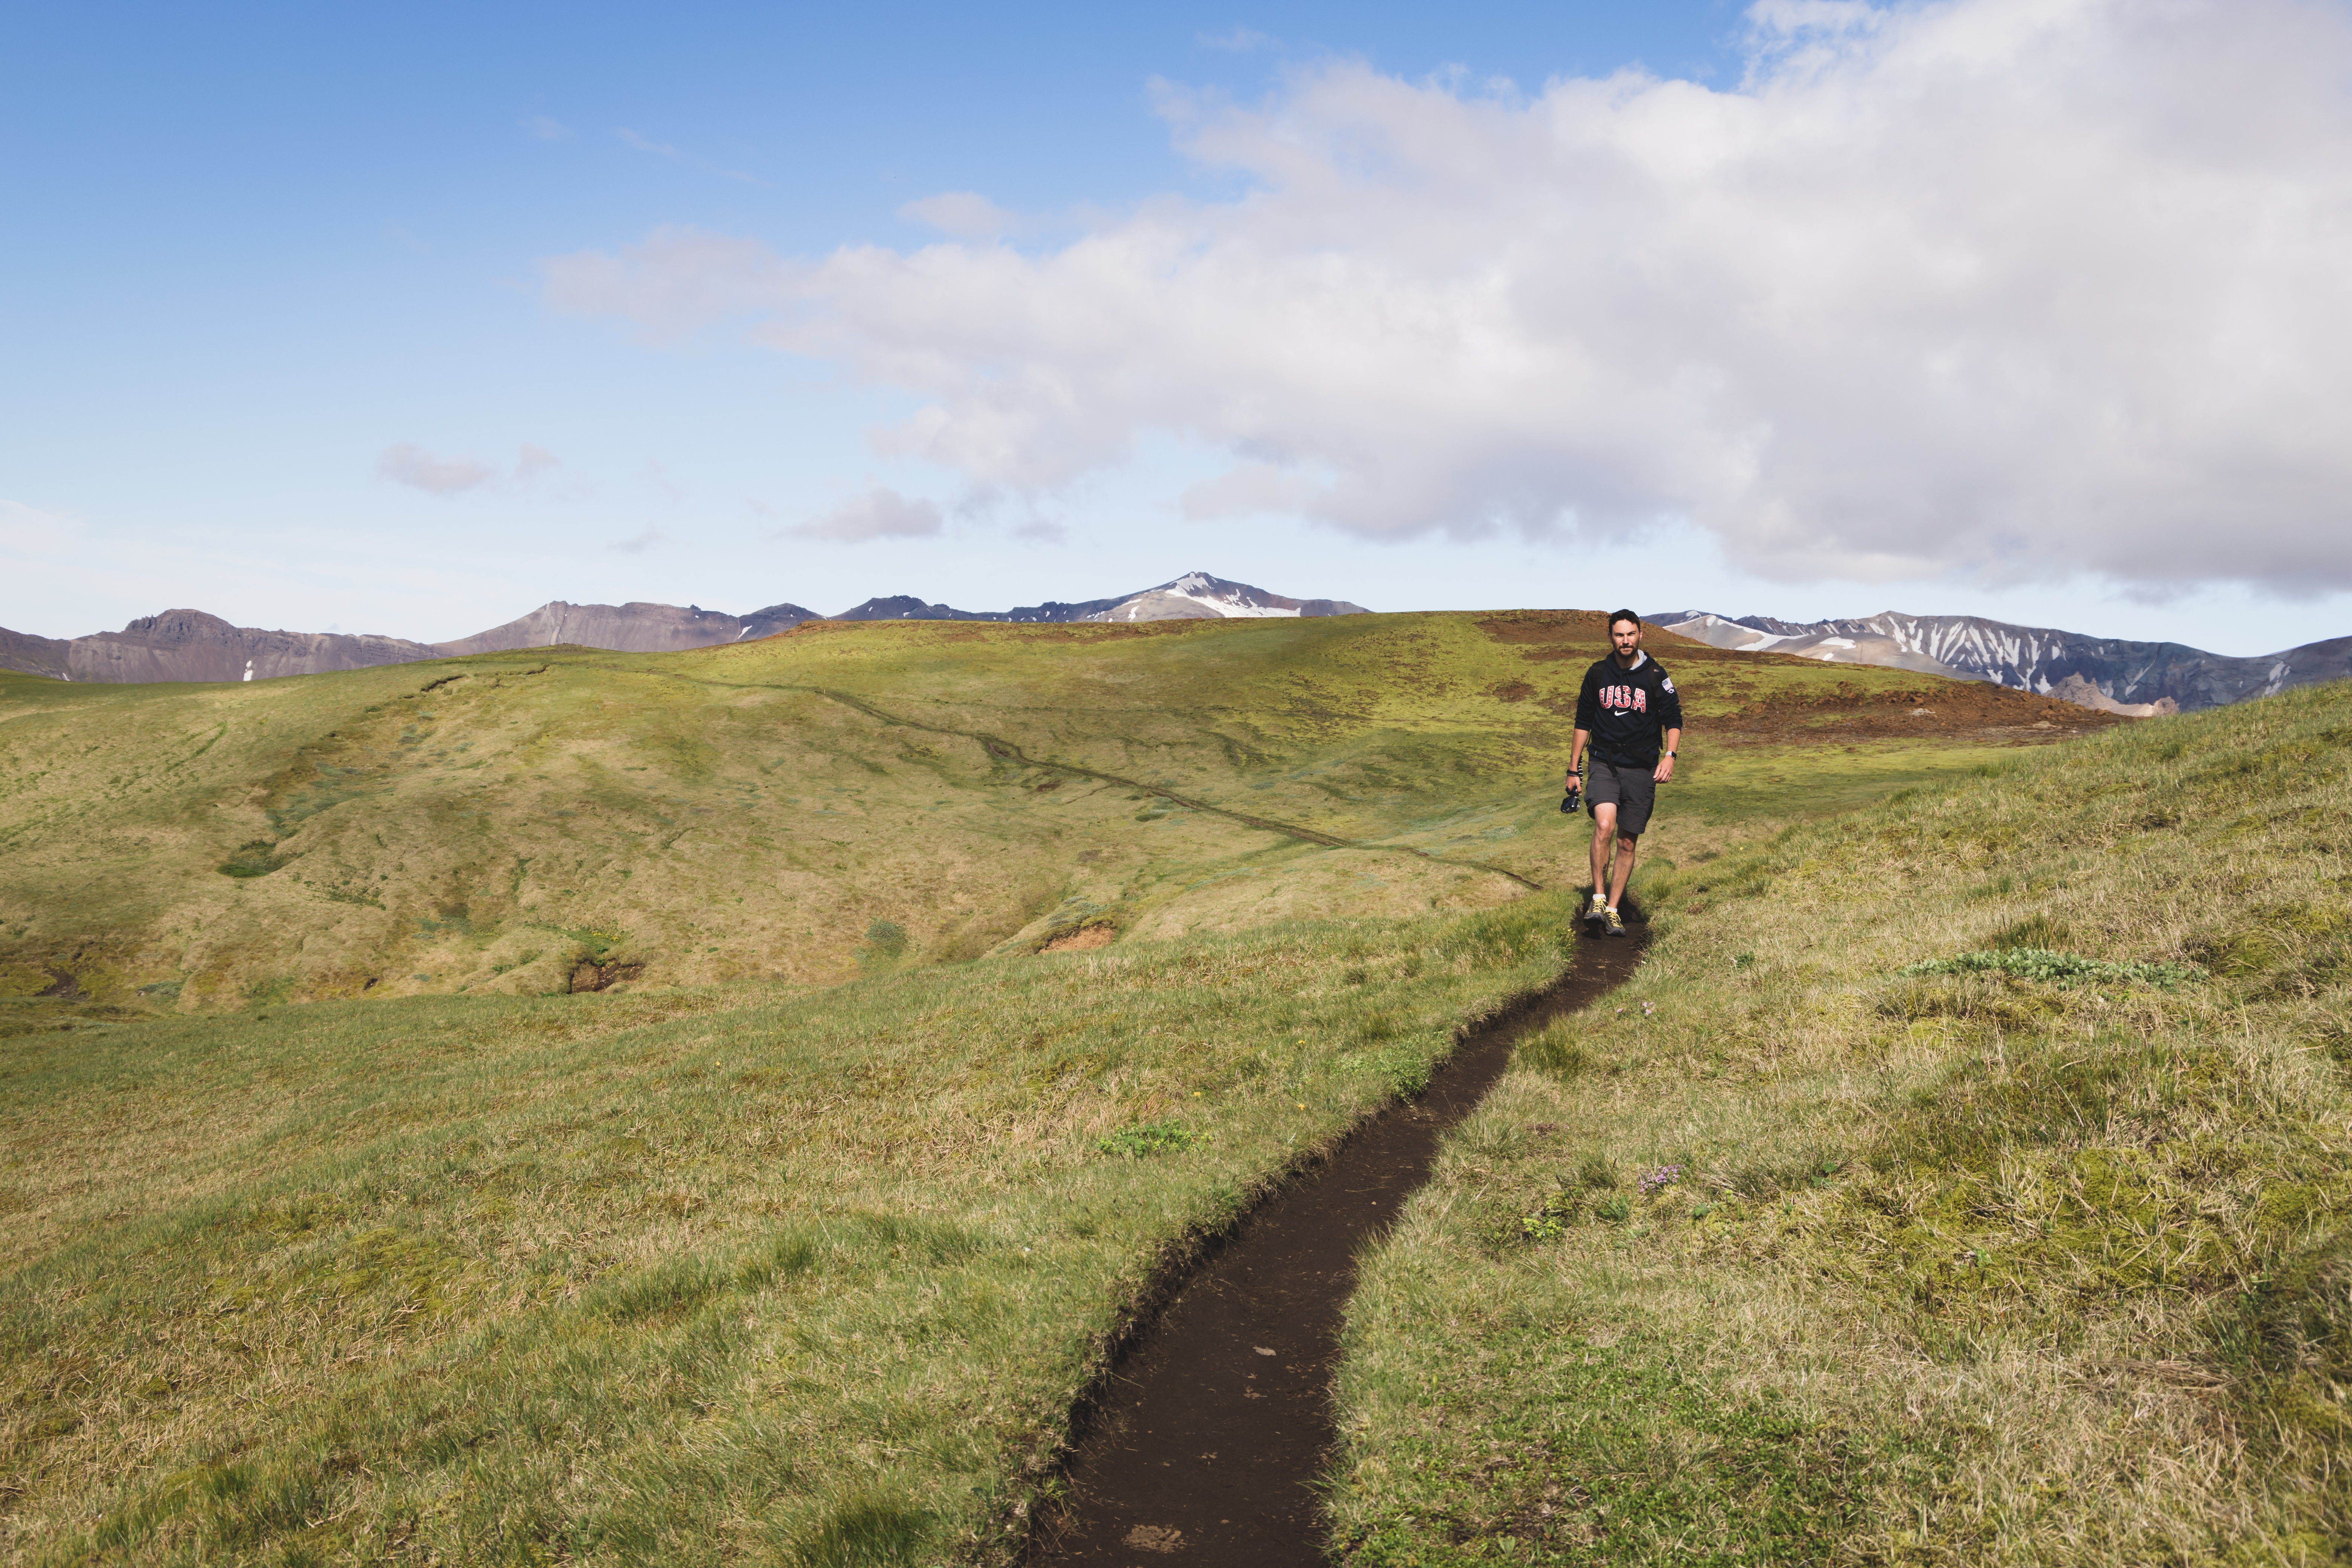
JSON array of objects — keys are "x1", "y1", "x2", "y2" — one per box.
[
  {"x1": 432, "y1": 600, "x2": 819, "y2": 657},
  {"x1": 0, "y1": 573, "x2": 1366, "y2": 683},
  {"x1": 1659, "y1": 609, "x2": 2350, "y2": 713}
]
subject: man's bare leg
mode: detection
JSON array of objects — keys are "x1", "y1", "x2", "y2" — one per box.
[
  {"x1": 1606, "y1": 830, "x2": 1638, "y2": 911},
  {"x1": 1588, "y1": 804, "x2": 1619, "y2": 898}
]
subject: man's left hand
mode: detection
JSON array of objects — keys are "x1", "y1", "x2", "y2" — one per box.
[{"x1": 1652, "y1": 756, "x2": 1675, "y2": 782}]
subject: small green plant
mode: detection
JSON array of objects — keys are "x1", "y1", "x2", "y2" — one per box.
[
  {"x1": 214, "y1": 840, "x2": 287, "y2": 878},
  {"x1": 1988, "y1": 912, "x2": 2070, "y2": 951},
  {"x1": 1519, "y1": 1197, "x2": 1575, "y2": 1242},
  {"x1": 861, "y1": 920, "x2": 910, "y2": 965},
  {"x1": 1097, "y1": 1119, "x2": 1204, "y2": 1157},
  {"x1": 1896, "y1": 947, "x2": 2203, "y2": 988},
  {"x1": 1517, "y1": 1024, "x2": 1591, "y2": 1077}
]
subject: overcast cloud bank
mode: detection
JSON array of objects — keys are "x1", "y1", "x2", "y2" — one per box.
[{"x1": 545, "y1": 0, "x2": 2352, "y2": 591}]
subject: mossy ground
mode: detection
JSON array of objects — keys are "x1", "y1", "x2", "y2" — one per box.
[
  {"x1": 1331, "y1": 681, "x2": 2352, "y2": 1565},
  {"x1": 0, "y1": 611, "x2": 2094, "y2": 1012},
  {"x1": 2, "y1": 900, "x2": 1588, "y2": 1564},
  {"x1": 0, "y1": 609, "x2": 2132, "y2": 1563}
]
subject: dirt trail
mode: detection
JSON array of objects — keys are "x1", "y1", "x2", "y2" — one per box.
[{"x1": 1029, "y1": 920, "x2": 1649, "y2": 1566}]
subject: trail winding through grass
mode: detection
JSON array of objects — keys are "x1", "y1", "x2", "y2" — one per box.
[{"x1": 1029, "y1": 921, "x2": 1647, "y2": 1565}]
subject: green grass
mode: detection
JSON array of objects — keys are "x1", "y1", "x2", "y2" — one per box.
[
  {"x1": 1330, "y1": 680, "x2": 2352, "y2": 1565},
  {"x1": 0, "y1": 608, "x2": 2129, "y2": 1563},
  {"x1": 1, "y1": 896, "x2": 1585, "y2": 1564},
  {"x1": 1895, "y1": 947, "x2": 2205, "y2": 989},
  {"x1": 0, "y1": 611, "x2": 2077, "y2": 1012}
]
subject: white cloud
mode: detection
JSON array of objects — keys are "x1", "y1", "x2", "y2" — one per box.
[
  {"x1": 377, "y1": 444, "x2": 560, "y2": 496},
  {"x1": 1198, "y1": 27, "x2": 1276, "y2": 53},
  {"x1": 522, "y1": 115, "x2": 573, "y2": 142},
  {"x1": 545, "y1": 226, "x2": 787, "y2": 338},
  {"x1": 608, "y1": 525, "x2": 665, "y2": 553},
  {"x1": 378, "y1": 444, "x2": 495, "y2": 496},
  {"x1": 0, "y1": 497, "x2": 73, "y2": 534},
  {"x1": 900, "y1": 192, "x2": 1020, "y2": 237},
  {"x1": 616, "y1": 127, "x2": 680, "y2": 158},
  {"x1": 791, "y1": 487, "x2": 945, "y2": 542},
  {"x1": 545, "y1": 0, "x2": 2352, "y2": 592}
]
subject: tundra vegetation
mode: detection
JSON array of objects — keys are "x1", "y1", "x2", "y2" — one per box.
[
  {"x1": 0, "y1": 612, "x2": 2168, "y2": 1563},
  {"x1": 1335, "y1": 680, "x2": 2352, "y2": 1566},
  {"x1": 0, "y1": 610, "x2": 2099, "y2": 1008}
]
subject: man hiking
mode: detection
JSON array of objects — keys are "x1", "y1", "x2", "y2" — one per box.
[{"x1": 1567, "y1": 610, "x2": 1682, "y2": 937}]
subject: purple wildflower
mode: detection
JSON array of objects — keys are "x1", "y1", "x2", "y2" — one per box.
[{"x1": 1637, "y1": 1164, "x2": 1685, "y2": 1198}]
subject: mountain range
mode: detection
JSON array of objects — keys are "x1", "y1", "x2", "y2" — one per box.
[
  {"x1": 1657, "y1": 609, "x2": 2352, "y2": 714},
  {"x1": 0, "y1": 572, "x2": 1371, "y2": 684},
  {"x1": 8, "y1": 576, "x2": 2345, "y2": 712}
]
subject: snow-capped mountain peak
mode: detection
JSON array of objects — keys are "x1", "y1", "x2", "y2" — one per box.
[
  {"x1": 1659, "y1": 609, "x2": 2351, "y2": 713},
  {"x1": 1082, "y1": 572, "x2": 1369, "y2": 623}
]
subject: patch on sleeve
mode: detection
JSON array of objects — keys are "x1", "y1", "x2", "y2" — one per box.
[{"x1": 1661, "y1": 676, "x2": 1676, "y2": 694}]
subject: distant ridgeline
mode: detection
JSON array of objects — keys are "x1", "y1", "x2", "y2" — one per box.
[
  {"x1": 12, "y1": 582, "x2": 2340, "y2": 713},
  {"x1": 1658, "y1": 609, "x2": 2352, "y2": 714},
  {"x1": 0, "y1": 572, "x2": 1369, "y2": 685}
]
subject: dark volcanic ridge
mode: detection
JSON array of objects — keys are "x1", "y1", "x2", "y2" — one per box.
[{"x1": 0, "y1": 573, "x2": 1366, "y2": 685}]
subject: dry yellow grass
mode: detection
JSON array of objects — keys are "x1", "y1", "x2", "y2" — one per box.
[
  {"x1": 1333, "y1": 681, "x2": 2352, "y2": 1565},
  {"x1": 0, "y1": 608, "x2": 2140, "y2": 1563},
  {"x1": 0, "y1": 610, "x2": 2081, "y2": 1013},
  {"x1": 1, "y1": 895, "x2": 1596, "y2": 1565}
]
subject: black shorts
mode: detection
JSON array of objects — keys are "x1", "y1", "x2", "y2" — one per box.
[{"x1": 1585, "y1": 759, "x2": 1657, "y2": 835}]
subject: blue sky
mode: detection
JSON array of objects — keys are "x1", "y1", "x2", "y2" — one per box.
[{"x1": 6, "y1": 0, "x2": 2352, "y2": 654}]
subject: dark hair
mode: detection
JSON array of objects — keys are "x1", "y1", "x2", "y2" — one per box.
[{"x1": 1608, "y1": 609, "x2": 1641, "y2": 632}]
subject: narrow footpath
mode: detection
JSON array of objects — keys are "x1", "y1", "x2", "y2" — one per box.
[{"x1": 1030, "y1": 919, "x2": 1649, "y2": 1566}]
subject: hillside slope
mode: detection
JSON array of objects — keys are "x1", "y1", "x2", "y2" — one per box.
[
  {"x1": 1334, "y1": 678, "x2": 2352, "y2": 1563},
  {"x1": 0, "y1": 874, "x2": 1594, "y2": 1565},
  {"x1": 0, "y1": 612, "x2": 2112, "y2": 1012}
]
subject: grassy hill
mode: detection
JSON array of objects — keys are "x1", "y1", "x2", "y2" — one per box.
[
  {"x1": 1332, "y1": 679, "x2": 2352, "y2": 1564},
  {"x1": 2, "y1": 900, "x2": 1601, "y2": 1564},
  {"x1": 0, "y1": 610, "x2": 2102, "y2": 1015},
  {"x1": 0, "y1": 611, "x2": 2138, "y2": 1564}
]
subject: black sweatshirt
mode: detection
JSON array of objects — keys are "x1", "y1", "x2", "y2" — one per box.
[{"x1": 1573, "y1": 652, "x2": 1683, "y2": 768}]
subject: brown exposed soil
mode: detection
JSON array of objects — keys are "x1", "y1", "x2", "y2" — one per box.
[
  {"x1": 566, "y1": 959, "x2": 643, "y2": 993},
  {"x1": 1026, "y1": 918, "x2": 1651, "y2": 1566},
  {"x1": 1473, "y1": 608, "x2": 1634, "y2": 645},
  {"x1": 1472, "y1": 609, "x2": 2120, "y2": 745},
  {"x1": 780, "y1": 618, "x2": 1228, "y2": 643},
  {"x1": 1700, "y1": 679, "x2": 2122, "y2": 743}
]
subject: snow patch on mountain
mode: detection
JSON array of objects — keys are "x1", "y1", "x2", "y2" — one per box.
[
  {"x1": 1082, "y1": 571, "x2": 1369, "y2": 623},
  {"x1": 1660, "y1": 610, "x2": 2352, "y2": 712}
]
